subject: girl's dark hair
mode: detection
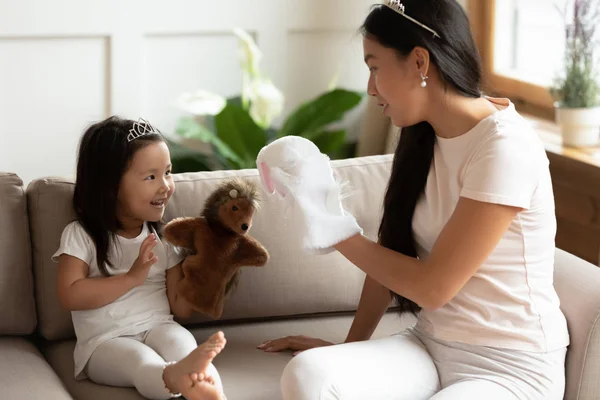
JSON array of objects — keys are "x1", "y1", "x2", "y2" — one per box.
[
  {"x1": 361, "y1": 1, "x2": 482, "y2": 314},
  {"x1": 73, "y1": 116, "x2": 165, "y2": 276}
]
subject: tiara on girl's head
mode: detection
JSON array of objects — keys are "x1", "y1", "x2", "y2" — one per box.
[
  {"x1": 127, "y1": 118, "x2": 161, "y2": 142},
  {"x1": 383, "y1": 0, "x2": 441, "y2": 39}
]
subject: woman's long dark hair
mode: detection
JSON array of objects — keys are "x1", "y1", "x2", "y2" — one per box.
[
  {"x1": 361, "y1": 0, "x2": 482, "y2": 314},
  {"x1": 73, "y1": 116, "x2": 165, "y2": 276}
]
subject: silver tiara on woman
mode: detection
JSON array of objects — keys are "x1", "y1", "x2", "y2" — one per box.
[
  {"x1": 384, "y1": 0, "x2": 441, "y2": 39},
  {"x1": 127, "y1": 118, "x2": 162, "y2": 142}
]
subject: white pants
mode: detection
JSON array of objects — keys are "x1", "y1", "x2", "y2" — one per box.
[
  {"x1": 86, "y1": 323, "x2": 223, "y2": 400},
  {"x1": 281, "y1": 326, "x2": 566, "y2": 400}
]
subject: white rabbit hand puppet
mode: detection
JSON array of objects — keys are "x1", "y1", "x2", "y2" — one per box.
[{"x1": 256, "y1": 136, "x2": 363, "y2": 254}]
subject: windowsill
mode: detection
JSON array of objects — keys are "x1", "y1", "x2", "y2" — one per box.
[
  {"x1": 494, "y1": 69, "x2": 552, "y2": 89},
  {"x1": 524, "y1": 113, "x2": 600, "y2": 169}
]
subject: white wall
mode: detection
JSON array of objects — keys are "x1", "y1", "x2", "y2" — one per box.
[
  {"x1": 0, "y1": 0, "x2": 469, "y2": 186},
  {"x1": 0, "y1": 0, "x2": 376, "y2": 185}
]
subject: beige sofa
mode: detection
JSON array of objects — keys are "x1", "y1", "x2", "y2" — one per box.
[{"x1": 1, "y1": 155, "x2": 600, "y2": 400}]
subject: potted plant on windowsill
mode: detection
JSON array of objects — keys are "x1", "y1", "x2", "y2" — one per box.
[{"x1": 551, "y1": 0, "x2": 600, "y2": 148}]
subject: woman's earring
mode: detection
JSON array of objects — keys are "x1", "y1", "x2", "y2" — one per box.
[{"x1": 420, "y1": 72, "x2": 428, "y2": 88}]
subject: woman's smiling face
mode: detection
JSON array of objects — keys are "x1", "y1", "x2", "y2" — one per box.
[{"x1": 363, "y1": 36, "x2": 429, "y2": 128}]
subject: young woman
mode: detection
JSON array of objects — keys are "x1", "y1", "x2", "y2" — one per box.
[{"x1": 259, "y1": 1, "x2": 569, "y2": 399}]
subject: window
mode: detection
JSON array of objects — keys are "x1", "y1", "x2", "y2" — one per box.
[
  {"x1": 469, "y1": 0, "x2": 569, "y2": 118},
  {"x1": 493, "y1": 0, "x2": 567, "y2": 87}
]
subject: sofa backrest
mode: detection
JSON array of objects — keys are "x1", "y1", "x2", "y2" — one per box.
[
  {"x1": 27, "y1": 155, "x2": 393, "y2": 341},
  {"x1": 0, "y1": 173, "x2": 37, "y2": 335}
]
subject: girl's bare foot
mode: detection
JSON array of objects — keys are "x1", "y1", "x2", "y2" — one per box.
[
  {"x1": 184, "y1": 371, "x2": 221, "y2": 400},
  {"x1": 185, "y1": 379, "x2": 222, "y2": 400},
  {"x1": 190, "y1": 372, "x2": 216, "y2": 386},
  {"x1": 163, "y1": 332, "x2": 226, "y2": 395}
]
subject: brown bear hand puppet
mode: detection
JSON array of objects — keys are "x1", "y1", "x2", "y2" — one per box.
[{"x1": 162, "y1": 178, "x2": 269, "y2": 319}]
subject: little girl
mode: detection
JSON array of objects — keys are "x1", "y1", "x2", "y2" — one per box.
[{"x1": 52, "y1": 116, "x2": 227, "y2": 400}]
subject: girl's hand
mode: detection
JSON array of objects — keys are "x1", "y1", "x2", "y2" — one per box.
[
  {"x1": 257, "y1": 336, "x2": 334, "y2": 356},
  {"x1": 127, "y1": 233, "x2": 158, "y2": 286}
]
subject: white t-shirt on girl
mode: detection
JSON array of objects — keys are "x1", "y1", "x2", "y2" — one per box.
[
  {"x1": 412, "y1": 97, "x2": 569, "y2": 353},
  {"x1": 52, "y1": 221, "x2": 185, "y2": 379}
]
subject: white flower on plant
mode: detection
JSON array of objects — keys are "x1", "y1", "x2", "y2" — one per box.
[
  {"x1": 233, "y1": 28, "x2": 262, "y2": 79},
  {"x1": 176, "y1": 90, "x2": 226, "y2": 116},
  {"x1": 245, "y1": 77, "x2": 285, "y2": 129}
]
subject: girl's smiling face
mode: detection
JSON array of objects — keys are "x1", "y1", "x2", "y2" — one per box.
[{"x1": 117, "y1": 141, "x2": 174, "y2": 230}]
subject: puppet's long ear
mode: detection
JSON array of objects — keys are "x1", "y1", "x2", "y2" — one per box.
[
  {"x1": 259, "y1": 162, "x2": 290, "y2": 198},
  {"x1": 270, "y1": 166, "x2": 292, "y2": 199},
  {"x1": 259, "y1": 162, "x2": 276, "y2": 195}
]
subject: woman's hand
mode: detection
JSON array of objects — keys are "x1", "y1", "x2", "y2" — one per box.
[
  {"x1": 256, "y1": 136, "x2": 362, "y2": 254},
  {"x1": 257, "y1": 336, "x2": 335, "y2": 356},
  {"x1": 166, "y1": 263, "x2": 195, "y2": 320}
]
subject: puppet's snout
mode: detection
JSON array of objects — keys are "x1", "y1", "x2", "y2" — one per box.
[{"x1": 236, "y1": 213, "x2": 253, "y2": 234}]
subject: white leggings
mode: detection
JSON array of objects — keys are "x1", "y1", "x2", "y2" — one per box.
[
  {"x1": 281, "y1": 327, "x2": 566, "y2": 400},
  {"x1": 86, "y1": 323, "x2": 223, "y2": 400}
]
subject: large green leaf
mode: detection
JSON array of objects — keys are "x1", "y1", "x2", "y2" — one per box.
[
  {"x1": 306, "y1": 129, "x2": 346, "y2": 156},
  {"x1": 226, "y1": 95, "x2": 245, "y2": 110},
  {"x1": 175, "y1": 117, "x2": 243, "y2": 168},
  {"x1": 278, "y1": 89, "x2": 363, "y2": 138},
  {"x1": 215, "y1": 103, "x2": 267, "y2": 166}
]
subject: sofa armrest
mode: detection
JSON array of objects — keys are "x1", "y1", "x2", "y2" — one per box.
[{"x1": 554, "y1": 249, "x2": 600, "y2": 400}]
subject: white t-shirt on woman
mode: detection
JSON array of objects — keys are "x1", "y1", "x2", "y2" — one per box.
[{"x1": 412, "y1": 97, "x2": 569, "y2": 353}]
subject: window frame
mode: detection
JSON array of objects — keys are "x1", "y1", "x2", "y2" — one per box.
[{"x1": 468, "y1": 0, "x2": 556, "y2": 120}]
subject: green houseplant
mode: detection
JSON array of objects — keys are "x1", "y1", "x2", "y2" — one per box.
[
  {"x1": 551, "y1": 0, "x2": 600, "y2": 147},
  {"x1": 169, "y1": 28, "x2": 364, "y2": 172}
]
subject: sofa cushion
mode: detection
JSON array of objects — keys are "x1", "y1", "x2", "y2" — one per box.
[
  {"x1": 44, "y1": 311, "x2": 412, "y2": 400},
  {"x1": 0, "y1": 172, "x2": 37, "y2": 334},
  {"x1": 27, "y1": 155, "x2": 393, "y2": 341},
  {"x1": 0, "y1": 337, "x2": 73, "y2": 399}
]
